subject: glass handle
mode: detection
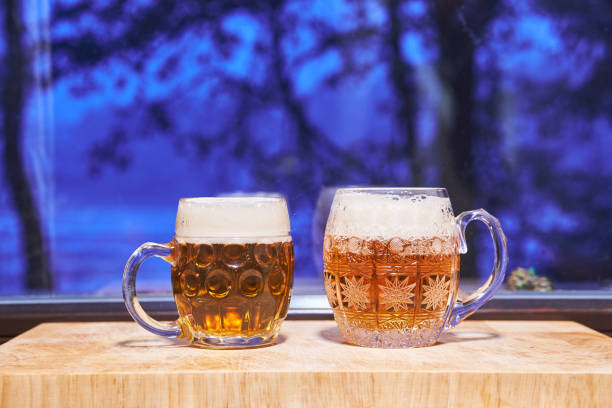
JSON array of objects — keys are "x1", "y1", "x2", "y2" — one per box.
[
  {"x1": 122, "y1": 242, "x2": 182, "y2": 338},
  {"x1": 446, "y1": 209, "x2": 509, "y2": 328}
]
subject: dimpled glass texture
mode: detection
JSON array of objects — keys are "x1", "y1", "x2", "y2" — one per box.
[{"x1": 172, "y1": 240, "x2": 294, "y2": 348}]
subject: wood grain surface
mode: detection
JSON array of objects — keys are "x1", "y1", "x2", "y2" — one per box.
[{"x1": 0, "y1": 320, "x2": 611, "y2": 407}]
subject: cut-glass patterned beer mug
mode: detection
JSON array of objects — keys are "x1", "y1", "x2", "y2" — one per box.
[
  {"x1": 123, "y1": 197, "x2": 294, "y2": 348},
  {"x1": 323, "y1": 188, "x2": 508, "y2": 348}
]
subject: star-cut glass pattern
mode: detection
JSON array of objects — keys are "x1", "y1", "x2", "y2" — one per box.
[
  {"x1": 324, "y1": 273, "x2": 338, "y2": 306},
  {"x1": 378, "y1": 277, "x2": 416, "y2": 312},
  {"x1": 340, "y1": 276, "x2": 370, "y2": 310},
  {"x1": 421, "y1": 275, "x2": 451, "y2": 311}
]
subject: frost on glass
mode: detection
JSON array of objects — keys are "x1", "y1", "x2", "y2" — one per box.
[{"x1": 323, "y1": 188, "x2": 507, "y2": 348}]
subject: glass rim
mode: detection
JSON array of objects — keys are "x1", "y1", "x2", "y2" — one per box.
[
  {"x1": 179, "y1": 196, "x2": 286, "y2": 204},
  {"x1": 335, "y1": 187, "x2": 448, "y2": 196}
]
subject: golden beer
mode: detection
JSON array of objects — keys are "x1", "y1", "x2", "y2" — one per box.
[
  {"x1": 324, "y1": 235, "x2": 459, "y2": 348},
  {"x1": 172, "y1": 241, "x2": 294, "y2": 341}
]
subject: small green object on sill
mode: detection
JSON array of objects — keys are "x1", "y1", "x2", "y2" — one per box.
[{"x1": 506, "y1": 267, "x2": 553, "y2": 291}]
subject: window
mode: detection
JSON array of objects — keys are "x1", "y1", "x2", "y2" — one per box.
[{"x1": 1, "y1": 0, "x2": 610, "y2": 335}]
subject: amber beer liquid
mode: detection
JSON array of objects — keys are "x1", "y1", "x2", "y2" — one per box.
[
  {"x1": 323, "y1": 191, "x2": 461, "y2": 348},
  {"x1": 324, "y1": 236, "x2": 459, "y2": 345},
  {"x1": 171, "y1": 240, "x2": 294, "y2": 339}
]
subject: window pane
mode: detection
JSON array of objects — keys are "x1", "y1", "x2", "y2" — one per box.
[{"x1": 1, "y1": 0, "x2": 611, "y2": 296}]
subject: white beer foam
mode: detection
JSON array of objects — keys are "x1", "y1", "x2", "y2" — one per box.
[
  {"x1": 174, "y1": 235, "x2": 292, "y2": 244},
  {"x1": 325, "y1": 191, "x2": 456, "y2": 239},
  {"x1": 175, "y1": 197, "x2": 290, "y2": 243}
]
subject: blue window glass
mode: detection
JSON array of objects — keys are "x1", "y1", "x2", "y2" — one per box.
[{"x1": 1, "y1": 0, "x2": 611, "y2": 295}]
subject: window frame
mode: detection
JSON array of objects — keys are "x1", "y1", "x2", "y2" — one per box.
[{"x1": 1, "y1": 292, "x2": 611, "y2": 342}]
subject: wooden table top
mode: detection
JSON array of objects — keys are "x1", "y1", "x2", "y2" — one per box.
[{"x1": 1, "y1": 320, "x2": 611, "y2": 407}]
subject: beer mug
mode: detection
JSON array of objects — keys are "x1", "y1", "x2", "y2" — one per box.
[
  {"x1": 123, "y1": 197, "x2": 294, "y2": 348},
  {"x1": 323, "y1": 188, "x2": 508, "y2": 348}
]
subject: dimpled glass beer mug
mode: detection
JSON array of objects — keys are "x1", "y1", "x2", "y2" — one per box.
[
  {"x1": 123, "y1": 197, "x2": 294, "y2": 348},
  {"x1": 323, "y1": 188, "x2": 508, "y2": 348}
]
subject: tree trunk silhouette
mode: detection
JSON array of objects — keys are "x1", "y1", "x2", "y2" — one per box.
[
  {"x1": 431, "y1": 0, "x2": 478, "y2": 278},
  {"x1": 430, "y1": 0, "x2": 501, "y2": 279},
  {"x1": 269, "y1": 5, "x2": 317, "y2": 157},
  {"x1": 386, "y1": 0, "x2": 420, "y2": 186},
  {"x1": 2, "y1": 0, "x2": 52, "y2": 291}
]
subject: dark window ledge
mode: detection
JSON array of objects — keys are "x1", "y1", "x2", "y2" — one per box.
[{"x1": 1, "y1": 291, "x2": 611, "y2": 340}]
